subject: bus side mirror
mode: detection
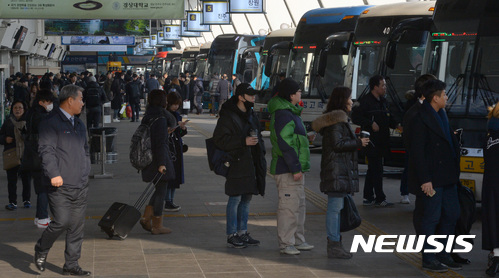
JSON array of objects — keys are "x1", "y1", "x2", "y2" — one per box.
[
  {"x1": 264, "y1": 54, "x2": 273, "y2": 77},
  {"x1": 386, "y1": 41, "x2": 397, "y2": 69},
  {"x1": 317, "y1": 48, "x2": 328, "y2": 77}
]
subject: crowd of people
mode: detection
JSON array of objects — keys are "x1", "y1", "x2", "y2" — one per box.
[{"x1": 1, "y1": 70, "x2": 498, "y2": 276}]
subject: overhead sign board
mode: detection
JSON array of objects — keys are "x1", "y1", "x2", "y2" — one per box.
[
  {"x1": 186, "y1": 11, "x2": 211, "y2": 32},
  {"x1": 157, "y1": 31, "x2": 176, "y2": 46},
  {"x1": 229, "y1": 0, "x2": 264, "y2": 13},
  {"x1": 0, "y1": 0, "x2": 185, "y2": 19},
  {"x1": 46, "y1": 20, "x2": 149, "y2": 36},
  {"x1": 163, "y1": 25, "x2": 181, "y2": 41},
  {"x1": 61, "y1": 36, "x2": 135, "y2": 45},
  {"x1": 180, "y1": 20, "x2": 201, "y2": 37},
  {"x1": 203, "y1": 1, "x2": 230, "y2": 25}
]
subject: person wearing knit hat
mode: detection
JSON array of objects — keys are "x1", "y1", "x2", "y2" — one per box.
[{"x1": 268, "y1": 78, "x2": 314, "y2": 255}]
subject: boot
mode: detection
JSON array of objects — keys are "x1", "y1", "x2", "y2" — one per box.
[
  {"x1": 486, "y1": 256, "x2": 499, "y2": 277},
  {"x1": 327, "y1": 238, "x2": 353, "y2": 259},
  {"x1": 151, "y1": 216, "x2": 172, "y2": 235},
  {"x1": 139, "y1": 205, "x2": 153, "y2": 232}
]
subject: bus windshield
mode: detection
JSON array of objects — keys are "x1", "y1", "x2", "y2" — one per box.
[
  {"x1": 427, "y1": 39, "x2": 499, "y2": 117},
  {"x1": 194, "y1": 59, "x2": 208, "y2": 80},
  {"x1": 183, "y1": 60, "x2": 196, "y2": 74},
  {"x1": 355, "y1": 46, "x2": 383, "y2": 98},
  {"x1": 208, "y1": 50, "x2": 234, "y2": 77},
  {"x1": 170, "y1": 59, "x2": 182, "y2": 77},
  {"x1": 288, "y1": 50, "x2": 314, "y2": 97},
  {"x1": 313, "y1": 51, "x2": 349, "y2": 99}
]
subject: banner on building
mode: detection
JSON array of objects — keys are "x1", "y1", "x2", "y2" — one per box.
[
  {"x1": 0, "y1": 0, "x2": 184, "y2": 19},
  {"x1": 186, "y1": 11, "x2": 211, "y2": 32},
  {"x1": 180, "y1": 20, "x2": 201, "y2": 37},
  {"x1": 229, "y1": 0, "x2": 264, "y2": 13},
  {"x1": 69, "y1": 45, "x2": 127, "y2": 52},
  {"x1": 163, "y1": 25, "x2": 181, "y2": 41},
  {"x1": 61, "y1": 36, "x2": 135, "y2": 45},
  {"x1": 46, "y1": 20, "x2": 150, "y2": 36},
  {"x1": 142, "y1": 38, "x2": 152, "y2": 49},
  {"x1": 150, "y1": 34, "x2": 158, "y2": 46},
  {"x1": 203, "y1": 1, "x2": 230, "y2": 25}
]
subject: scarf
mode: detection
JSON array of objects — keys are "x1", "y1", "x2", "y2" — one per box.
[
  {"x1": 423, "y1": 101, "x2": 455, "y2": 157},
  {"x1": 10, "y1": 115, "x2": 26, "y2": 159}
]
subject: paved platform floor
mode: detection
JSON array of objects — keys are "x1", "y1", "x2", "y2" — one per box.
[{"x1": 0, "y1": 112, "x2": 491, "y2": 278}]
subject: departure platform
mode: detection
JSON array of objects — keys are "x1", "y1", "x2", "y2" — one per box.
[{"x1": 0, "y1": 113, "x2": 488, "y2": 278}]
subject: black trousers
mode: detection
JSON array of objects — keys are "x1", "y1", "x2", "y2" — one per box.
[
  {"x1": 35, "y1": 184, "x2": 88, "y2": 269},
  {"x1": 6, "y1": 165, "x2": 31, "y2": 204},
  {"x1": 86, "y1": 106, "x2": 101, "y2": 131},
  {"x1": 130, "y1": 101, "x2": 140, "y2": 121},
  {"x1": 363, "y1": 148, "x2": 386, "y2": 203}
]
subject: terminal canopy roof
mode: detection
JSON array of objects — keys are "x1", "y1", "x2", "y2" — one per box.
[{"x1": 175, "y1": 0, "x2": 434, "y2": 48}]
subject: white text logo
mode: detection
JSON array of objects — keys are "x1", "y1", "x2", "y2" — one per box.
[{"x1": 350, "y1": 235, "x2": 475, "y2": 253}]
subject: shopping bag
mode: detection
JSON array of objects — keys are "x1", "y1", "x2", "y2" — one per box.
[
  {"x1": 340, "y1": 195, "x2": 362, "y2": 232},
  {"x1": 126, "y1": 105, "x2": 132, "y2": 118},
  {"x1": 119, "y1": 104, "x2": 126, "y2": 114},
  {"x1": 182, "y1": 100, "x2": 190, "y2": 110}
]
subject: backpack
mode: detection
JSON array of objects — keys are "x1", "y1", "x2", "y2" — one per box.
[
  {"x1": 129, "y1": 117, "x2": 163, "y2": 171},
  {"x1": 85, "y1": 87, "x2": 101, "y2": 107}
]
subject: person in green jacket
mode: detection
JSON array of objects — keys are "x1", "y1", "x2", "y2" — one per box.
[{"x1": 269, "y1": 78, "x2": 314, "y2": 255}]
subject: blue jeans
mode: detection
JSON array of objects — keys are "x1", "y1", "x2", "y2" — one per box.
[
  {"x1": 415, "y1": 184, "x2": 460, "y2": 263},
  {"x1": 226, "y1": 194, "x2": 252, "y2": 235},
  {"x1": 326, "y1": 196, "x2": 344, "y2": 242},
  {"x1": 165, "y1": 187, "x2": 175, "y2": 203}
]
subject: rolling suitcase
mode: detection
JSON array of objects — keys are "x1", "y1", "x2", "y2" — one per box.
[{"x1": 98, "y1": 174, "x2": 162, "y2": 239}]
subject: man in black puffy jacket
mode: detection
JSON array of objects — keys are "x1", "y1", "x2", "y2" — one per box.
[
  {"x1": 126, "y1": 74, "x2": 142, "y2": 122},
  {"x1": 83, "y1": 76, "x2": 108, "y2": 130}
]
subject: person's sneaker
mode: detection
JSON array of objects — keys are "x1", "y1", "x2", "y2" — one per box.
[
  {"x1": 239, "y1": 232, "x2": 260, "y2": 246},
  {"x1": 37, "y1": 218, "x2": 51, "y2": 229},
  {"x1": 112, "y1": 118, "x2": 120, "y2": 123},
  {"x1": 23, "y1": 201, "x2": 31, "y2": 208},
  {"x1": 400, "y1": 195, "x2": 410, "y2": 204},
  {"x1": 34, "y1": 218, "x2": 38, "y2": 226},
  {"x1": 227, "y1": 233, "x2": 247, "y2": 249},
  {"x1": 164, "y1": 201, "x2": 181, "y2": 212},
  {"x1": 423, "y1": 260, "x2": 448, "y2": 273},
  {"x1": 363, "y1": 199, "x2": 375, "y2": 206},
  {"x1": 438, "y1": 256, "x2": 462, "y2": 270},
  {"x1": 5, "y1": 203, "x2": 17, "y2": 210},
  {"x1": 295, "y1": 242, "x2": 314, "y2": 251},
  {"x1": 375, "y1": 200, "x2": 394, "y2": 208},
  {"x1": 280, "y1": 245, "x2": 300, "y2": 255}
]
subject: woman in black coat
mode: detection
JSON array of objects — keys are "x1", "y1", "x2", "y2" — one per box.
[
  {"x1": 213, "y1": 83, "x2": 266, "y2": 248},
  {"x1": 163, "y1": 92, "x2": 187, "y2": 212},
  {"x1": 139, "y1": 89, "x2": 176, "y2": 235},
  {"x1": 312, "y1": 87, "x2": 369, "y2": 259},
  {"x1": 483, "y1": 102, "x2": 499, "y2": 277},
  {"x1": 0, "y1": 100, "x2": 31, "y2": 210}
]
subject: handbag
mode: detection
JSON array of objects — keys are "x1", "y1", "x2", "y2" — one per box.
[
  {"x1": 205, "y1": 137, "x2": 232, "y2": 177},
  {"x1": 340, "y1": 195, "x2": 362, "y2": 232},
  {"x1": 126, "y1": 104, "x2": 132, "y2": 118},
  {"x1": 182, "y1": 100, "x2": 190, "y2": 110},
  {"x1": 3, "y1": 148, "x2": 20, "y2": 170}
]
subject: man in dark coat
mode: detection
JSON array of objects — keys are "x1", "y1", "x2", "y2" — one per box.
[
  {"x1": 351, "y1": 75, "x2": 400, "y2": 207},
  {"x1": 126, "y1": 74, "x2": 141, "y2": 122},
  {"x1": 408, "y1": 79, "x2": 461, "y2": 273},
  {"x1": 213, "y1": 83, "x2": 266, "y2": 249},
  {"x1": 34, "y1": 85, "x2": 92, "y2": 276},
  {"x1": 83, "y1": 76, "x2": 108, "y2": 130},
  {"x1": 217, "y1": 74, "x2": 233, "y2": 108}
]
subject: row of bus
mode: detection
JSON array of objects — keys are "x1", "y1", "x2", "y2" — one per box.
[{"x1": 151, "y1": 0, "x2": 499, "y2": 201}]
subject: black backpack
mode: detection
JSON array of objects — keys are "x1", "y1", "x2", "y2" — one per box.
[
  {"x1": 130, "y1": 117, "x2": 163, "y2": 171},
  {"x1": 85, "y1": 87, "x2": 101, "y2": 107}
]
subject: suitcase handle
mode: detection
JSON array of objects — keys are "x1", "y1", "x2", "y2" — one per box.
[{"x1": 134, "y1": 172, "x2": 164, "y2": 210}]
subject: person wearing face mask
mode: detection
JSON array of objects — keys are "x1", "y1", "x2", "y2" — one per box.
[
  {"x1": 22, "y1": 89, "x2": 56, "y2": 228},
  {"x1": 213, "y1": 83, "x2": 267, "y2": 249}
]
